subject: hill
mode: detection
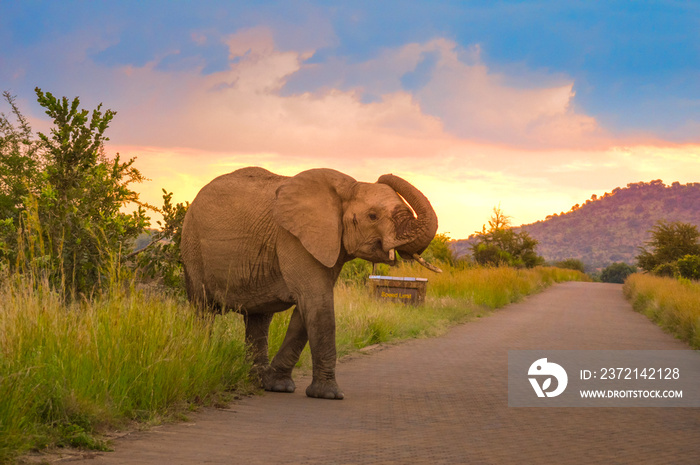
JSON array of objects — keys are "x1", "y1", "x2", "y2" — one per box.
[{"x1": 452, "y1": 180, "x2": 700, "y2": 271}]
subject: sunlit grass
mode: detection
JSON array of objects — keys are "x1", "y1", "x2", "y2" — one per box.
[
  {"x1": 623, "y1": 273, "x2": 700, "y2": 349},
  {"x1": 0, "y1": 274, "x2": 249, "y2": 463}
]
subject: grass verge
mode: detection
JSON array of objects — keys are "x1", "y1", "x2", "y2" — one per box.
[
  {"x1": 2, "y1": 265, "x2": 586, "y2": 463},
  {"x1": 623, "y1": 273, "x2": 700, "y2": 349},
  {"x1": 0, "y1": 275, "x2": 250, "y2": 464}
]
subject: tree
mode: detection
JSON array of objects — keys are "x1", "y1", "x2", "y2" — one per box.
[
  {"x1": 471, "y1": 206, "x2": 544, "y2": 268},
  {"x1": 600, "y1": 262, "x2": 636, "y2": 284},
  {"x1": 421, "y1": 232, "x2": 454, "y2": 266},
  {"x1": 0, "y1": 91, "x2": 42, "y2": 261},
  {"x1": 554, "y1": 258, "x2": 586, "y2": 273},
  {"x1": 133, "y1": 190, "x2": 189, "y2": 289},
  {"x1": 0, "y1": 89, "x2": 150, "y2": 295},
  {"x1": 636, "y1": 221, "x2": 700, "y2": 275}
]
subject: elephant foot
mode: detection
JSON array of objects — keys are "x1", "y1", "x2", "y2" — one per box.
[
  {"x1": 306, "y1": 379, "x2": 344, "y2": 400},
  {"x1": 261, "y1": 367, "x2": 296, "y2": 393}
]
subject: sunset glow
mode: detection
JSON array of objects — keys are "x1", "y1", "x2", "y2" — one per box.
[{"x1": 3, "y1": 2, "x2": 699, "y2": 238}]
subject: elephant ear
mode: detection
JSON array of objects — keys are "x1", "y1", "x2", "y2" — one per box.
[{"x1": 273, "y1": 169, "x2": 351, "y2": 268}]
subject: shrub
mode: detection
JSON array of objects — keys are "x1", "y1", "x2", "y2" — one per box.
[
  {"x1": 0, "y1": 89, "x2": 149, "y2": 296},
  {"x1": 555, "y1": 258, "x2": 586, "y2": 273},
  {"x1": 637, "y1": 220, "x2": 700, "y2": 273},
  {"x1": 421, "y1": 232, "x2": 455, "y2": 266},
  {"x1": 471, "y1": 206, "x2": 544, "y2": 268},
  {"x1": 653, "y1": 262, "x2": 678, "y2": 278},
  {"x1": 600, "y1": 262, "x2": 636, "y2": 283},
  {"x1": 677, "y1": 255, "x2": 700, "y2": 281},
  {"x1": 133, "y1": 190, "x2": 189, "y2": 290}
]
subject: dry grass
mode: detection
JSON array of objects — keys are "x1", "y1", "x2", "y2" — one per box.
[{"x1": 623, "y1": 273, "x2": 700, "y2": 349}]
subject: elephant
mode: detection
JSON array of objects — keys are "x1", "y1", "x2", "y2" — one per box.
[{"x1": 180, "y1": 167, "x2": 439, "y2": 399}]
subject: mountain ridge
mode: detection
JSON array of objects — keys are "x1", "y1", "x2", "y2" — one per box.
[{"x1": 451, "y1": 180, "x2": 700, "y2": 271}]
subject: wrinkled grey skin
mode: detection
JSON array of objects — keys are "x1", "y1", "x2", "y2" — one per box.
[{"x1": 181, "y1": 167, "x2": 438, "y2": 399}]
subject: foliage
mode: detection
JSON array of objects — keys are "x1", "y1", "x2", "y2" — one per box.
[
  {"x1": 624, "y1": 274, "x2": 700, "y2": 349},
  {"x1": 652, "y1": 262, "x2": 678, "y2": 278},
  {"x1": 0, "y1": 89, "x2": 149, "y2": 296},
  {"x1": 600, "y1": 262, "x2": 636, "y2": 284},
  {"x1": 636, "y1": 220, "x2": 700, "y2": 274},
  {"x1": 0, "y1": 92, "x2": 40, "y2": 228},
  {"x1": 451, "y1": 180, "x2": 700, "y2": 270},
  {"x1": 134, "y1": 190, "x2": 189, "y2": 290},
  {"x1": 338, "y1": 258, "x2": 389, "y2": 284},
  {"x1": 554, "y1": 258, "x2": 586, "y2": 273},
  {"x1": 339, "y1": 234, "x2": 455, "y2": 284},
  {"x1": 0, "y1": 272, "x2": 249, "y2": 464},
  {"x1": 420, "y1": 232, "x2": 455, "y2": 265},
  {"x1": 471, "y1": 206, "x2": 544, "y2": 268},
  {"x1": 676, "y1": 254, "x2": 700, "y2": 281}
]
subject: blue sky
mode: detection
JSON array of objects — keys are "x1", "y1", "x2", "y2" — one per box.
[{"x1": 1, "y1": 1, "x2": 699, "y2": 237}]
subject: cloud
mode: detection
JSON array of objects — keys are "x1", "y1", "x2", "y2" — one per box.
[
  {"x1": 103, "y1": 27, "x2": 457, "y2": 164},
  {"x1": 283, "y1": 38, "x2": 610, "y2": 149},
  {"x1": 8, "y1": 21, "x2": 697, "y2": 239},
  {"x1": 104, "y1": 31, "x2": 614, "y2": 165}
]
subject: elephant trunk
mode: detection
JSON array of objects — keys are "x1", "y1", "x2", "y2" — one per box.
[{"x1": 377, "y1": 174, "x2": 439, "y2": 263}]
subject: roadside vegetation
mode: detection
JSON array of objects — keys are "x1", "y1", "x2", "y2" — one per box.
[
  {"x1": 0, "y1": 263, "x2": 587, "y2": 462},
  {"x1": 0, "y1": 89, "x2": 588, "y2": 462},
  {"x1": 636, "y1": 220, "x2": 700, "y2": 280},
  {"x1": 619, "y1": 219, "x2": 700, "y2": 349},
  {"x1": 599, "y1": 262, "x2": 637, "y2": 284},
  {"x1": 470, "y1": 206, "x2": 544, "y2": 268},
  {"x1": 623, "y1": 274, "x2": 700, "y2": 350}
]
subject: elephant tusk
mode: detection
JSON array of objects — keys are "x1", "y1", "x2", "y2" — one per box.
[
  {"x1": 389, "y1": 248, "x2": 395, "y2": 261},
  {"x1": 412, "y1": 253, "x2": 443, "y2": 273}
]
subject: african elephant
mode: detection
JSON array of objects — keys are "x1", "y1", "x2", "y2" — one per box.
[{"x1": 180, "y1": 167, "x2": 439, "y2": 399}]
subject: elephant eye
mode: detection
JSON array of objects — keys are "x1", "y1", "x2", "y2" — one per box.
[{"x1": 368, "y1": 212, "x2": 378, "y2": 221}]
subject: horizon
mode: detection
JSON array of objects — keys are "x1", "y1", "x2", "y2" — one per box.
[{"x1": 2, "y1": 1, "x2": 699, "y2": 239}]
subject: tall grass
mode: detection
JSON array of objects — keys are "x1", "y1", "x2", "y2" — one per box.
[
  {"x1": 623, "y1": 273, "x2": 700, "y2": 349},
  {"x1": 1, "y1": 264, "x2": 586, "y2": 462},
  {"x1": 0, "y1": 274, "x2": 249, "y2": 463}
]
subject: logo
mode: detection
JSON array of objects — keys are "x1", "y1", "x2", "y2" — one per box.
[{"x1": 528, "y1": 358, "x2": 568, "y2": 397}]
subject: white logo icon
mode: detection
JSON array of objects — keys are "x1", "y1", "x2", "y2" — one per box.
[{"x1": 528, "y1": 358, "x2": 568, "y2": 397}]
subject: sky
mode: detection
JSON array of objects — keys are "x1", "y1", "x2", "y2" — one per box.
[{"x1": 1, "y1": 1, "x2": 699, "y2": 239}]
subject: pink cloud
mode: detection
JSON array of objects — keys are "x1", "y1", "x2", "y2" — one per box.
[{"x1": 97, "y1": 32, "x2": 699, "y2": 238}]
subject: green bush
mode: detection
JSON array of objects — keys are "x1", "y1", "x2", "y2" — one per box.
[
  {"x1": 0, "y1": 89, "x2": 149, "y2": 297},
  {"x1": 637, "y1": 220, "x2": 700, "y2": 273},
  {"x1": 421, "y1": 232, "x2": 455, "y2": 266},
  {"x1": 471, "y1": 206, "x2": 544, "y2": 268},
  {"x1": 677, "y1": 255, "x2": 700, "y2": 281},
  {"x1": 473, "y1": 242, "x2": 513, "y2": 267},
  {"x1": 653, "y1": 262, "x2": 678, "y2": 278},
  {"x1": 554, "y1": 258, "x2": 586, "y2": 273},
  {"x1": 600, "y1": 262, "x2": 636, "y2": 283},
  {"x1": 134, "y1": 190, "x2": 189, "y2": 290}
]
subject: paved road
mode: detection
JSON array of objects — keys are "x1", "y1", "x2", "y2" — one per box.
[{"x1": 81, "y1": 282, "x2": 699, "y2": 464}]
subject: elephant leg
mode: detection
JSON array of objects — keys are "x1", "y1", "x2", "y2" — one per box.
[
  {"x1": 276, "y1": 235, "x2": 344, "y2": 399},
  {"x1": 301, "y1": 294, "x2": 344, "y2": 400},
  {"x1": 243, "y1": 312, "x2": 274, "y2": 381},
  {"x1": 265, "y1": 307, "x2": 307, "y2": 393}
]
